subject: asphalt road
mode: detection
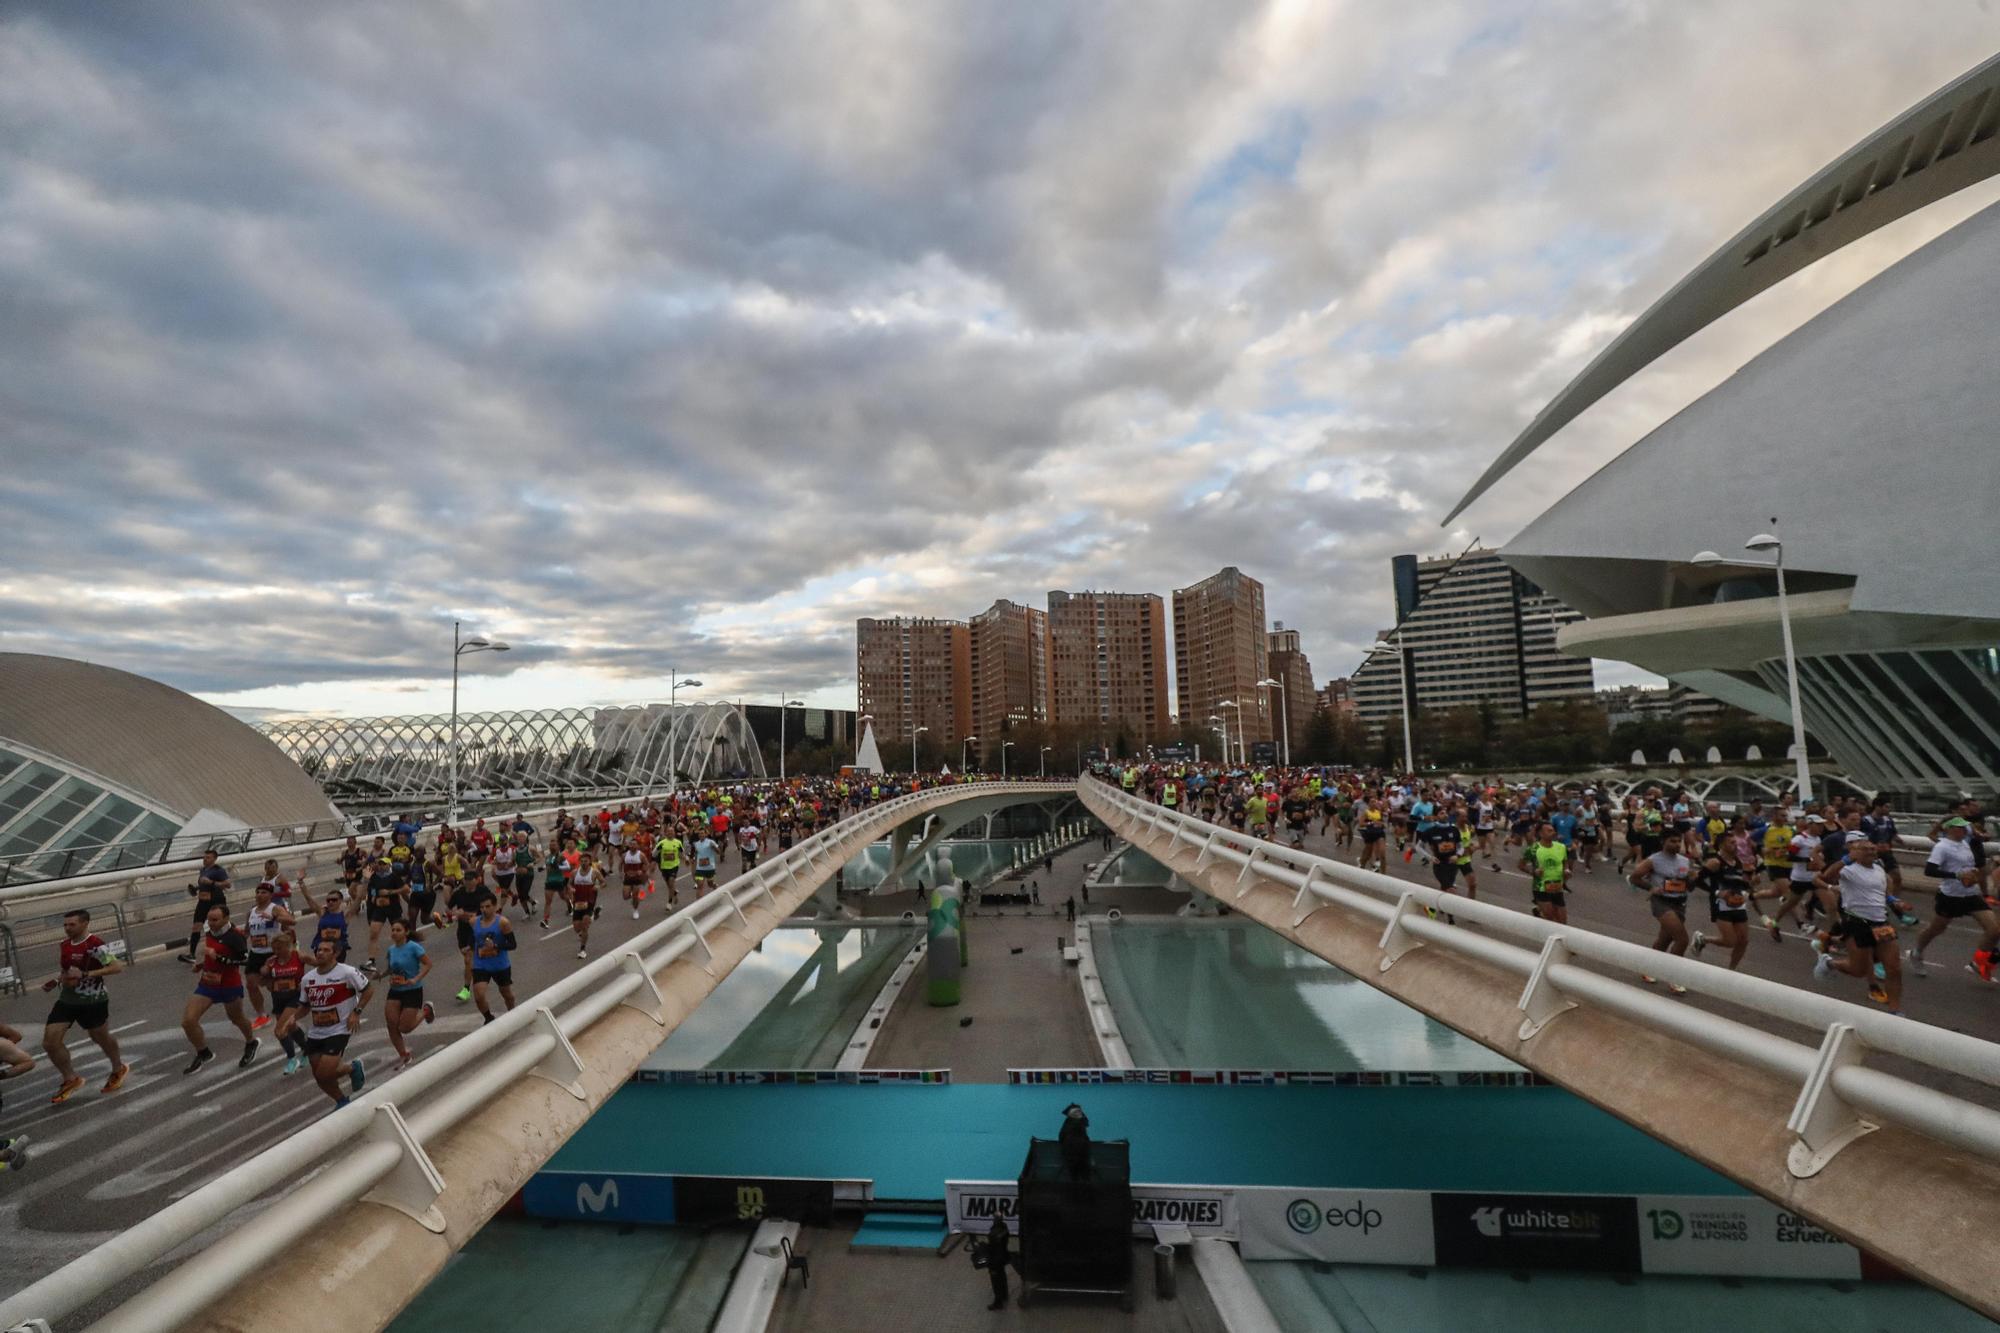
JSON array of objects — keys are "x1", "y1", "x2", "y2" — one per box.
[{"x1": 0, "y1": 853, "x2": 769, "y2": 1309}]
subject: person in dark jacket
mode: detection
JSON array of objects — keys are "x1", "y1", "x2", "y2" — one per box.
[{"x1": 984, "y1": 1214, "x2": 1013, "y2": 1309}]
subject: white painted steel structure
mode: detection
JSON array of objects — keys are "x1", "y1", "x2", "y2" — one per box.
[
  {"x1": 0, "y1": 780, "x2": 1072, "y2": 1333},
  {"x1": 1087, "y1": 782, "x2": 2000, "y2": 1181}
]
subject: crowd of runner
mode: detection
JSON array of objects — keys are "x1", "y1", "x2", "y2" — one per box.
[
  {"x1": 1099, "y1": 761, "x2": 1992, "y2": 1018},
  {"x1": 0, "y1": 773, "x2": 975, "y2": 1153}
]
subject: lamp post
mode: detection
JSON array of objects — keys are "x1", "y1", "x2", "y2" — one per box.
[
  {"x1": 1001, "y1": 739, "x2": 1015, "y2": 777},
  {"x1": 1369, "y1": 640, "x2": 1415, "y2": 775},
  {"x1": 666, "y1": 675, "x2": 703, "y2": 795},
  {"x1": 777, "y1": 697, "x2": 805, "y2": 783},
  {"x1": 1257, "y1": 676, "x2": 1289, "y2": 766},
  {"x1": 911, "y1": 725, "x2": 929, "y2": 774},
  {"x1": 962, "y1": 734, "x2": 978, "y2": 773},
  {"x1": 1209, "y1": 712, "x2": 1228, "y2": 768},
  {"x1": 451, "y1": 621, "x2": 510, "y2": 821},
  {"x1": 1219, "y1": 700, "x2": 1242, "y2": 765},
  {"x1": 1692, "y1": 533, "x2": 1812, "y2": 803},
  {"x1": 1039, "y1": 745, "x2": 1052, "y2": 778}
]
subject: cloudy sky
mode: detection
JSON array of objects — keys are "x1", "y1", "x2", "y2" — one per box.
[{"x1": 5, "y1": 2, "x2": 1997, "y2": 719}]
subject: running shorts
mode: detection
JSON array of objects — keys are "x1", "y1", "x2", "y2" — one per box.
[
  {"x1": 456, "y1": 921, "x2": 476, "y2": 951},
  {"x1": 195, "y1": 983, "x2": 245, "y2": 1003},
  {"x1": 1839, "y1": 913, "x2": 1892, "y2": 950},
  {"x1": 388, "y1": 986, "x2": 424, "y2": 1008},
  {"x1": 1648, "y1": 893, "x2": 1689, "y2": 920},
  {"x1": 366, "y1": 901, "x2": 402, "y2": 924},
  {"x1": 1531, "y1": 888, "x2": 1566, "y2": 908},
  {"x1": 46, "y1": 998, "x2": 110, "y2": 1030},
  {"x1": 472, "y1": 967, "x2": 513, "y2": 988},
  {"x1": 302, "y1": 1032, "x2": 351, "y2": 1058},
  {"x1": 1433, "y1": 863, "x2": 1459, "y2": 889},
  {"x1": 1936, "y1": 891, "x2": 1988, "y2": 920},
  {"x1": 1711, "y1": 906, "x2": 1748, "y2": 924},
  {"x1": 243, "y1": 952, "x2": 271, "y2": 976}
]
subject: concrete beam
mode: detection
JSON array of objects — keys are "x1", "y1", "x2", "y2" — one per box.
[{"x1": 1084, "y1": 786, "x2": 2000, "y2": 1319}]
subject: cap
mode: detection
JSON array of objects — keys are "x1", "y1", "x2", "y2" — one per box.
[
  {"x1": 1944, "y1": 816, "x2": 1971, "y2": 829},
  {"x1": 1804, "y1": 815, "x2": 1826, "y2": 825}
]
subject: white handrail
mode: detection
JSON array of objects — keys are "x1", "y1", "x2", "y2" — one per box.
[
  {"x1": 1085, "y1": 781, "x2": 2000, "y2": 1178},
  {"x1": 0, "y1": 780, "x2": 1072, "y2": 1333}
]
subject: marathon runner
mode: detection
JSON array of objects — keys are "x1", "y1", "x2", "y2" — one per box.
[
  {"x1": 692, "y1": 833, "x2": 720, "y2": 896},
  {"x1": 1629, "y1": 830, "x2": 1692, "y2": 994},
  {"x1": 315, "y1": 888, "x2": 352, "y2": 963},
  {"x1": 266, "y1": 930, "x2": 310, "y2": 1075},
  {"x1": 298, "y1": 938, "x2": 371, "y2": 1108},
  {"x1": 621, "y1": 843, "x2": 648, "y2": 919},
  {"x1": 382, "y1": 918, "x2": 436, "y2": 1069},
  {"x1": 469, "y1": 895, "x2": 519, "y2": 1024},
  {"x1": 1909, "y1": 816, "x2": 1998, "y2": 979},
  {"x1": 538, "y1": 841, "x2": 572, "y2": 930},
  {"x1": 1813, "y1": 837, "x2": 1900, "y2": 1012},
  {"x1": 1522, "y1": 823, "x2": 1570, "y2": 924},
  {"x1": 39, "y1": 908, "x2": 130, "y2": 1101},
  {"x1": 656, "y1": 827, "x2": 683, "y2": 908},
  {"x1": 571, "y1": 853, "x2": 601, "y2": 958},
  {"x1": 1689, "y1": 839, "x2": 1754, "y2": 971},
  {"x1": 179, "y1": 849, "x2": 231, "y2": 962},
  {"x1": 180, "y1": 904, "x2": 259, "y2": 1074},
  {"x1": 242, "y1": 881, "x2": 295, "y2": 1030},
  {"x1": 448, "y1": 874, "x2": 488, "y2": 1003},
  {"x1": 362, "y1": 853, "x2": 409, "y2": 974}
]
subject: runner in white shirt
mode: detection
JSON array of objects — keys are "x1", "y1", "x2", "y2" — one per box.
[
  {"x1": 1812, "y1": 839, "x2": 1901, "y2": 1012},
  {"x1": 299, "y1": 939, "x2": 372, "y2": 1109},
  {"x1": 621, "y1": 846, "x2": 648, "y2": 920},
  {"x1": 242, "y1": 880, "x2": 295, "y2": 1032},
  {"x1": 1908, "y1": 817, "x2": 1999, "y2": 979}
]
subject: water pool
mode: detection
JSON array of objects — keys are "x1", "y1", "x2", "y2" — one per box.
[{"x1": 1093, "y1": 917, "x2": 1520, "y2": 1072}]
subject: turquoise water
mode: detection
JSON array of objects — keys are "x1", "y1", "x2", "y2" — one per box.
[
  {"x1": 839, "y1": 838, "x2": 1029, "y2": 891},
  {"x1": 1251, "y1": 1261, "x2": 1992, "y2": 1332},
  {"x1": 389, "y1": 1216, "x2": 741, "y2": 1331},
  {"x1": 1096, "y1": 844, "x2": 1180, "y2": 886},
  {"x1": 640, "y1": 923, "x2": 918, "y2": 1069},
  {"x1": 1094, "y1": 918, "x2": 1520, "y2": 1072}
]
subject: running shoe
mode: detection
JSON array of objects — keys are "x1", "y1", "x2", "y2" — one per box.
[
  {"x1": 334, "y1": 1096, "x2": 350, "y2": 1110},
  {"x1": 456, "y1": 986, "x2": 472, "y2": 1003},
  {"x1": 1979, "y1": 952, "x2": 1998, "y2": 983},
  {"x1": 631, "y1": 907, "x2": 640, "y2": 920},
  {"x1": 349, "y1": 1059, "x2": 366, "y2": 1092},
  {"x1": 1906, "y1": 948, "x2": 1928, "y2": 975},
  {"x1": 1812, "y1": 954, "x2": 1834, "y2": 984},
  {"x1": 577, "y1": 948, "x2": 588, "y2": 959},
  {"x1": 421, "y1": 1002, "x2": 436, "y2": 1026},
  {"x1": 1689, "y1": 931, "x2": 1708, "y2": 957},
  {"x1": 184, "y1": 1048, "x2": 214, "y2": 1075},
  {"x1": 0, "y1": 1134, "x2": 29, "y2": 1173},
  {"x1": 1873, "y1": 962, "x2": 1887, "y2": 981},
  {"x1": 50, "y1": 1076, "x2": 85, "y2": 1104},
  {"x1": 251, "y1": 1014, "x2": 272, "y2": 1030},
  {"x1": 283, "y1": 1055, "x2": 302, "y2": 1076},
  {"x1": 1668, "y1": 983, "x2": 1688, "y2": 996},
  {"x1": 238, "y1": 1039, "x2": 259, "y2": 1069},
  {"x1": 1763, "y1": 916, "x2": 1783, "y2": 944},
  {"x1": 101, "y1": 1063, "x2": 130, "y2": 1094},
  {"x1": 1867, "y1": 980, "x2": 1890, "y2": 1005},
  {"x1": 1640, "y1": 974, "x2": 1657, "y2": 985}
]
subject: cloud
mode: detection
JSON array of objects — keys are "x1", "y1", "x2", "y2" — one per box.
[{"x1": 4, "y1": 1, "x2": 1997, "y2": 715}]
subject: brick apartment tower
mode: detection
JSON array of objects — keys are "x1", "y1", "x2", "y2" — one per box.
[
  {"x1": 967, "y1": 599, "x2": 1051, "y2": 766},
  {"x1": 1265, "y1": 622, "x2": 1316, "y2": 764},
  {"x1": 1046, "y1": 590, "x2": 1170, "y2": 744},
  {"x1": 854, "y1": 617, "x2": 971, "y2": 760},
  {"x1": 1172, "y1": 566, "x2": 1271, "y2": 754}
]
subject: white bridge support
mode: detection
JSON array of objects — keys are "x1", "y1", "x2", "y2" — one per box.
[
  {"x1": 1083, "y1": 781, "x2": 2000, "y2": 1320},
  {"x1": 0, "y1": 782, "x2": 1072, "y2": 1333}
]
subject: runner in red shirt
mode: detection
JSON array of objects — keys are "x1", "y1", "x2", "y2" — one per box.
[
  {"x1": 40, "y1": 908, "x2": 129, "y2": 1101},
  {"x1": 179, "y1": 905, "x2": 258, "y2": 1075},
  {"x1": 266, "y1": 931, "x2": 311, "y2": 1076}
]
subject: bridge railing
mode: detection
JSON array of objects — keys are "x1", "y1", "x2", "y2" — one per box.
[
  {"x1": 0, "y1": 780, "x2": 1073, "y2": 1333},
  {"x1": 1087, "y1": 781, "x2": 2000, "y2": 1181}
]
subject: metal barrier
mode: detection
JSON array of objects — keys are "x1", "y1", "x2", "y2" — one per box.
[
  {"x1": 0, "y1": 780, "x2": 1072, "y2": 1333},
  {"x1": 1086, "y1": 781, "x2": 2000, "y2": 1181}
]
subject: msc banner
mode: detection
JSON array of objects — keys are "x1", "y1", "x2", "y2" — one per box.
[
  {"x1": 1636, "y1": 1194, "x2": 1861, "y2": 1278},
  {"x1": 946, "y1": 1180, "x2": 1237, "y2": 1238},
  {"x1": 1431, "y1": 1192, "x2": 1642, "y2": 1272},
  {"x1": 1236, "y1": 1188, "x2": 1436, "y2": 1266}
]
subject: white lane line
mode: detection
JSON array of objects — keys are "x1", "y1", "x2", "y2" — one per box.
[{"x1": 108, "y1": 1019, "x2": 148, "y2": 1035}]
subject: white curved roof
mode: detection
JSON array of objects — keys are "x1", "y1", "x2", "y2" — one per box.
[
  {"x1": 1449, "y1": 50, "x2": 2000, "y2": 523},
  {"x1": 0, "y1": 654, "x2": 340, "y2": 825},
  {"x1": 1502, "y1": 199, "x2": 2000, "y2": 624}
]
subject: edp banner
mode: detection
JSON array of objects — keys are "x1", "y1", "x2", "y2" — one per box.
[
  {"x1": 1636, "y1": 1194, "x2": 1861, "y2": 1278},
  {"x1": 946, "y1": 1180, "x2": 1237, "y2": 1238},
  {"x1": 1235, "y1": 1188, "x2": 1436, "y2": 1265}
]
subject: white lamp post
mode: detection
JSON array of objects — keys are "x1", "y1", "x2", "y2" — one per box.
[
  {"x1": 1369, "y1": 640, "x2": 1415, "y2": 775},
  {"x1": 1692, "y1": 534, "x2": 1812, "y2": 803},
  {"x1": 911, "y1": 725, "x2": 929, "y2": 774},
  {"x1": 1258, "y1": 676, "x2": 1289, "y2": 766},
  {"x1": 1219, "y1": 700, "x2": 1242, "y2": 765},
  {"x1": 1001, "y1": 739, "x2": 1015, "y2": 777},
  {"x1": 666, "y1": 675, "x2": 703, "y2": 795},
  {"x1": 451, "y1": 621, "x2": 510, "y2": 821},
  {"x1": 962, "y1": 734, "x2": 978, "y2": 773},
  {"x1": 1039, "y1": 745, "x2": 1052, "y2": 778},
  {"x1": 1209, "y1": 712, "x2": 1228, "y2": 768},
  {"x1": 777, "y1": 697, "x2": 805, "y2": 783}
]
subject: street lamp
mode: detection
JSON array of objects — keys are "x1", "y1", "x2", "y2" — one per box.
[
  {"x1": 1692, "y1": 534, "x2": 1812, "y2": 803},
  {"x1": 1219, "y1": 700, "x2": 1242, "y2": 766},
  {"x1": 911, "y1": 725, "x2": 929, "y2": 774},
  {"x1": 1369, "y1": 640, "x2": 1415, "y2": 775},
  {"x1": 962, "y1": 734, "x2": 978, "y2": 773},
  {"x1": 1001, "y1": 739, "x2": 1015, "y2": 777},
  {"x1": 666, "y1": 675, "x2": 703, "y2": 795},
  {"x1": 1039, "y1": 745, "x2": 1052, "y2": 778},
  {"x1": 777, "y1": 696, "x2": 806, "y2": 783},
  {"x1": 451, "y1": 621, "x2": 510, "y2": 820},
  {"x1": 1209, "y1": 713, "x2": 1228, "y2": 768},
  {"x1": 1257, "y1": 676, "x2": 1289, "y2": 767}
]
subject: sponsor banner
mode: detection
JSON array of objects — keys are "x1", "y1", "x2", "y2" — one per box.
[
  {"x1": 1432, "y1": 1192, "x2": 1642, "y2": 1272},
  {"x1": 946, "y1": 1180, "x2": 1236, "y2": 1238},
  {"x1": 1237, "y1": 1188, "x2": 1435, "y2": 1266},
  {"x1": 524, "y1": 1172, "x2": 836, "y2": 1227},
  {"x1": 633, "y1": 1068, "x2": 951, "y2": 1085},
  {"x1": 1637, "y1": 1195, "x2": 1861, "y2": 1278},
  {"x1": 1006, "y1": 1068, "x2": 1545, "y2": 1088}
]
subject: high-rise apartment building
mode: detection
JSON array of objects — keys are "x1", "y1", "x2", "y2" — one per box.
[
  {"x1": 854, "y1": 617, "x2": 971, "y2": 756},
  {"x1": 1265, "y1": 623, "x2": 1316, "y2": 763},
  {"x1": 1318, "y1": 677, "x2": 1356, "y2": 716},
  {"x1": 968, "y1": 599, "x2": 1051, "y2": 762},
  {"x1": 1046, "y1": 590, "x2": 1170, "y2": 740},
  {"x1": 1351, "y1": 547, "x2": 1593, "y2": 725},
  {"x1": 1172, "y1": 566, "x2": 1271, "y2": 748}
]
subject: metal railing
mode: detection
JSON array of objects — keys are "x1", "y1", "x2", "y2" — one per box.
[
  {"x1": 1085, "y1": 780, "x2": 2000, "y2": 1183},
  {"x1": 0, "y1": 780, "x2": 1072, "y2": 1333}
]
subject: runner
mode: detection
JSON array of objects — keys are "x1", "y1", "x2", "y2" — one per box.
[
  {"x1": 362, "y1": 853, "x2": 409, "y2": 973},
  {"x1": 381, "y1": 918, "x2": 436, "y2": 1069},
  {"x1": 1357, "y1": 800, "x2": 1388, "y2": 873},
  {"x1": 1812, "y1": 837, "x2": 1902, "y2": 1012},
  {"x1": 242, "y1": 881, "x2": 295, "y2": 1030},
  {"x1": 1521, "y1": 822, "x2": 1570, "y2": 924},
  {"x1": 1689, "y1": 840, "x2": 1754, "y2": 971},
  {"x1": 448, "y1": 873, "x2": 488, "y2": 1003},
  {"x1": 180, "y1": 904, "x2": 258, "y2": 1074},
  {"x1": 621, "y1": 842, "x2": 648, "y2": 920},
  {"x1": 266, "y1": 930, "x2": 310, "y2": 1075},
  {"x1": 468, "y1": 895, "x2": 519, "y2": 1024},
  {"x1": 339, "y1": 836, "x2": 365, "y2": 895},
  {"x1": 298, "y1": 938, "x2": 371, "y2": 1108},
  {"x1": 655, "y1": 826, "x2": 683, "y2": 908},
  {"x1": 571, "y1": 852, "x2": 602, "y2": 958},
  {"x1": 1908, "y1": 816, "x2": 1998, "y2": 980},
  {"x1": 179, "y1": 849, "x2": 231, "y2": 962},
  {"x1": 38, "y1": 908, "x2": 130, "y2": 1100},
  {"x1": 1628, "y1": 830, "x2": 1693, "y2": 994},
  {"x1": 692, "y1": 832, "x2": 720, "y2": 896},
  {"x1": 538, "y1": 840, "x2": 572, "y2": 929},
  {"x1": 511, "y1": 836, "x2": 539, "y2": 915},
  {"x1": 314, "y1": 888, "x2": 352, "y2": 963}
]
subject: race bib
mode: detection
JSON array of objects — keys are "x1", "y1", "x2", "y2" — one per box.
[
  {"x1": 1871, "y1": 923, "x2": 1898, "y2": 943},
  {"x1": 310, "y1": 1007, "x2": 340, "y2": 1026},
  {"x1": 200, "y1": 967, "x2": 222, "y2": 985}
]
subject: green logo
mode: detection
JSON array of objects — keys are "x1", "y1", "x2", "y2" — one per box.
[
  {"x1": 1646, "y1": 1208, "x2": 1684, "y2": 1241},
  {"x1": 1286, "y1": 1199, "x2": 1322, "y2": 1234}
]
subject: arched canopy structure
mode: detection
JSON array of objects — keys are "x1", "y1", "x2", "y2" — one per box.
[{"x1": 259, "y1": 702, "x2": 765, "y2": 804}]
